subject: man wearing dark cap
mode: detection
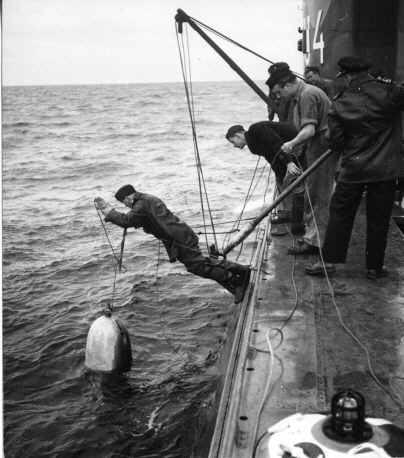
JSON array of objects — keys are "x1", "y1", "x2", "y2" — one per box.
[
  {"x1": 267, "y1": 62, "x2": 295, "y2": 124},
  {"x1": 267, "y1": 63, "x2": 339, "y2": 255},
  {"x1": 95, "y1": 186, "x2": 251, "y2": 303},
  {"x1": 304, "y1": 66, "x2": 342, "y2": 101},
  {"x1": 306, "y1": 56, "x2": 404, "y2": 279},
  {"x1": 225, "y1": 121, "x2": 301, "y2": 225}
]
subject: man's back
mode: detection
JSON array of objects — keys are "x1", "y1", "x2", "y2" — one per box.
[
  {"x1": 245, "y1": 121, "x2": 298, "y2": 178},
  {"x1": 106, "y1": 191, "x2": 198, "y2": 262},
  {"x1": 329, "y1": 76, "x2": 404, "y2": 183}
]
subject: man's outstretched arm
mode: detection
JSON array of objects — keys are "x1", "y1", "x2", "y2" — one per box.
[{"x1": 95, "y1": 197, "x2": 140, "y2": 229}]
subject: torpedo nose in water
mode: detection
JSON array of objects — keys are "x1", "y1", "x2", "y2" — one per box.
[{"x1": 85, "y1": 311, "x2": 132, "y2": 372}]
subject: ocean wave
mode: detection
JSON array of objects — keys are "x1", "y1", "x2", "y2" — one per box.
[
  {"x1": 3, "y1": 81, "x2": 266, "y2": 458},
  {"x1": 50, "y1": 122, "x2": 72, "y2": 127},
  {"x1": 3, "y1": 121, "x2": 32, "y2": 128}
]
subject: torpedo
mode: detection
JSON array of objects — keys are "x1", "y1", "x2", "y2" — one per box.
[{"x1": 85, "y1": 309, "x2": 132, "y2": 372}]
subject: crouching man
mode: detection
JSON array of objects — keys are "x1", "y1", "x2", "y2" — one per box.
[{"x1": 95, "y1": 185, "x2": 251, "y2": 303}]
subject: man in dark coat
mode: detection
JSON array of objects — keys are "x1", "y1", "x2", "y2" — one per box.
[
  {"x1": 306, "y1": 56, "x2": 404, "y2": 279},
  {"x1": 95, "y1": 185, "x2": 251, "y2": 303},
  {"x1": 225, "y1": 121, "x2": 301, "y2": 224}
]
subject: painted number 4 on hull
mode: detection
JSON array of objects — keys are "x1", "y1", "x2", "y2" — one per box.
[{"x1": 303, "y1": 10, "x2": 324, "y2": 65}]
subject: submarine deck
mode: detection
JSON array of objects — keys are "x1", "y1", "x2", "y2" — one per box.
[{"x1": 208, "y1": 200, "x2": 404, "y2": 458}]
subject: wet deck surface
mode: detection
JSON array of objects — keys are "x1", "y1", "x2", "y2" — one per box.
[{"x1": 209, "y1": 204, "x2": 404, "y2": 457}]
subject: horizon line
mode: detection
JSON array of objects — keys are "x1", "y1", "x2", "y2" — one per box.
[{"x1": 2, "y1": 79, "x2": 268, "y2": 88}]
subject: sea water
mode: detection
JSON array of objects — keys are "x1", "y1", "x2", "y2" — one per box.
[{"x1": 3, "y1": 81, "x2": 274, "y2": 457}]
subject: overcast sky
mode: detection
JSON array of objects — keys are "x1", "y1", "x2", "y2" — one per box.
[{"x1": 3, "y1": 0, "x2": 304, "y2": 86}]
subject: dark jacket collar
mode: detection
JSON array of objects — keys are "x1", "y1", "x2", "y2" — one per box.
[
  {"x1": 348, "y1": 76, "x2": 374, "y2": 88},
  {"x1": 130, "y1": 191, "x2": 142, "y2": 207}
]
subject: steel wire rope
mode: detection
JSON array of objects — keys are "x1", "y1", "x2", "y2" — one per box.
[
  {"x1": 390, "y1": 376, "x2": 404, "y2": 403},
  {"x1": 184, "y1": 24, "x2": 219, "y2": 252},
  {"x1": 177, "y1": 26, "x2": 209, "y2": 250},
  {"x1": 247, "y1": 161, "x2": 325, "y2": 455},
  {"x1": 221, "y1": 154, "x2": 274, "y2": 258},
  {"x1": 295, "y1": 156, "x2": 404, "y2": 411},
  {"x1": 249, "y1": 153, "x2": 404, "y2": 413},
  {"x1": 250, "y1": 205, "x2": 300, "y2": 457},
  {"x1": 220, "y1": 158, "x2": 263, "y2": 257},
  {"x1": 94, "y1": 201, "x2": 128, "y2": 311},
  {"x1": 155, "y1": 240, "x2": 188, "y2": 363},
  {"x1": 185, "y1": 25, "x2": 196, "y2": 129},
  {"x1": 231, "y1": 150, "x2": 285, "y2": 263},
  {"x1": 250, "y1": 166, "x2": 302, "y2": 356},
  {"x1": 234, "y1": 161, "x2": 272, "y2": 263},
  {"x1": 191, "y1": 217, "x2": 255, "y2": 229},
  {"x1": 252, "y1": 212, "x2": 302, "y2": 345},
  {"x1": 176, "y1": 23, "x2": 219, "y2": 252},
  {"x1": 241, "y1": 162, "x2": 275, "y2": 267},
  {"x1": 187, "y1": 15, "x2": 306, "y2": 79},
  {"x1": 203, "y1": 170, "x2": 277, "y2": 370},
  {"x1": 251, "y1": 328, "x2": 275, "y2": 457},
  {"x1": 252, "y1": 359, "x2": 286, "y2": 458},
  {"x1": 221, "y1": 157, "x2": 303, "y2": 373}
]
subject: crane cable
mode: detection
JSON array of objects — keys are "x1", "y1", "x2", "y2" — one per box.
[
  {"x1": 94, "y1": 201, "x2": 128, "y2": 311},
  {"x1": 187, "y1": 14, "x2": 306, "y2": 79},
  {"x1": 176, "y1": 22, "x2": 219, "y2": 253}
]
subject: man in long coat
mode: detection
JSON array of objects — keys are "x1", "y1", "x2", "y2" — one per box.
[
  {"x1": 95, "y1": 185, "x2": 251, "y2": 303},
  {"x1": 305, "y1": 56, "x2": 404, "y2": 279}
]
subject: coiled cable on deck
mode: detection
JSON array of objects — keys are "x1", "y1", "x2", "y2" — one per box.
[
  {"x1": 297, "y1": 157, "x2": 404, "y2": 411},
  {"x1": 249, "y1": 157, "x2": 404, "y2": 456}
]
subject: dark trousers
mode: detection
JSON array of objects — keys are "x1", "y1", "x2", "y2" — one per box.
[
  {"x1": 177, "y1": 244, "x2": 233, "y2": 283},
  {"x1": 322, "y1": 179, "x2": 397, "y2": 270}
]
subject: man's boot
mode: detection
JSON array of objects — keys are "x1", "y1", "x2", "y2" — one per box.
[
  {"x1": 228, "y1": 267, "x2": 251, "y2": 304},
  {"x1": 199, "y1": 259, "x2": 251, "y2": 303},
  {"x1": 223, "y1": 260, "x2": 251, "y2": 277}
]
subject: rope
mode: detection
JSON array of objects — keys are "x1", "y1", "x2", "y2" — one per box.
[
  {"x1": 221, "y1": 157, "x2": 264, "y2": 253},
  {"x1": 176, "y1": 22, "x2": 219, "y2": 252},
  {"x1": 191, "y1": 217, "x2": 255, "y2": 229},
  {"x1": 248, "y1": 151, "x2": 403, "y2": 453},
  {"x1": 295, "y1": 156, "x2": 404, "y2": 411},
  {"x1": 156, "y1": 240, "x2": 188, "y2": 362},
  {"x1": 188, "y1": 15, "x2": 305, "y2": 80},
  {"x1": 94, "y1": 201, "x2": 128, "y2": 311}
]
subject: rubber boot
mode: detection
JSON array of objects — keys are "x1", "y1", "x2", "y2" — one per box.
[
  {"x1": 205, "y1": 266, "x2": 234, "y2": 295},
  {"x1": 230, "y1": 268, "x2": 251, "y2": 304},
  {"x1": 221, "y1": 259, "x2": 251, "y2": 278},
  {"x1": 194, "y1": 259, "x2": 251, "y2": 303},
  {"x1": 210, "y1": 261, "x2": 251, "y2": 304}
]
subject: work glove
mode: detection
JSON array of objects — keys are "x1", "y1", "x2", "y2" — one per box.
[{"x1": 95, "y1": 197, "x2": 113, "y2": 218}]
